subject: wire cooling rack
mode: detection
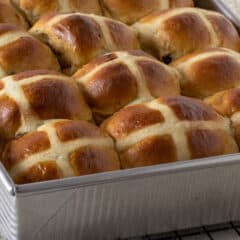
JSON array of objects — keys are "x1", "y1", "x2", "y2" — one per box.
[
  {"x1": 125, "y1": 222, "x2": 240, "y2": 240},
  {"x1": 1, "y1": 222, "x2": 240, "y2": 239}
]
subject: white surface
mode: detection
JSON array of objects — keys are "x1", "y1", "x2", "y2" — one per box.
[
  {"x1": 183, "y1": 234, "x2": 210, "y2": 240},
  {"x1": 182, "y1": 229, "x2": 240, "y2": 240},
  {"x1": 211, "y1": 229, "x2": 240, "y2": 240},
  {"x1": 223, "y1": 0, "x2": 240, "y2": 16}
]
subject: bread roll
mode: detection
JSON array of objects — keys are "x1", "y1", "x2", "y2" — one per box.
[
  {"x1": 74, "y1": 50, "x2": 180, "y2": 122},
  {"x1": 133, "y1": 8, "x2": 240, "y2": 63},
  {"x1": 30, "y1": 13, "x2": 140, "y2": 74},
  {"x1": 0, "y1": 0, "x2": 28, "y2": 29},
  {"x1": 206, "y1": 89, "x2": 240, "y2": 148},
  {"x1": 0, "y1": 70, "x2": 92, "y2": 145},
  {"x1": 101, "y1": 0, "x2": 194, "y2": 24},
  {"x1": 0, "y1": 24, "x2": 60, "y2": 77},
  {"x1": 102, "y1": 96, "x2": 238, "y2": 169},
  {"x1": 2, "y1": 119, "x2": 120, "y2": 184},
  {"x1": 12, "y1": 0, "x2": 102, "y2": 23},
  {"x1": 171, "y1": 48, "x2": 240, "y2": 98}
]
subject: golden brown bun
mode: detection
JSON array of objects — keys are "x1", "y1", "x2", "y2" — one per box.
[
  {"x1": 30, "y1": 13, "x2": 140, "y2": 75},
  {"x1": 205, "y1": 88, "x2": 240, "y2": 148},
  {"x1": 0, "y1": 70, "x2": 92, "y2": 146},
  {"x1": 171, "y1": 48, "x2": 240, "y2": 98},
  {"x1": 13, "y1": 0, "x2": 102, "y2": 23},
  {"x1": 206, "y1": 89, "x2": 240, "y2": 117},
  {"x1": 2, "y1": 119, "x2": 120, "y2": 184},
  {"x1": 101, "y1": 0, "x2": 194, "y2": 24},
  {"x1": 73, "y1": 50, "x2": 180, "y2": 122},
  {"x1": 0, "y1": 0, "x2": 28, "y2": 29},
  {"x1": 102, "y1": 96, "x2": 238, "y2": 169},
  {"x1": 0, "y1": 24, "x2": 60, "y2": 77},
  {"x1": 133, "y1": 8, "x2": 240, "y2": 63}
]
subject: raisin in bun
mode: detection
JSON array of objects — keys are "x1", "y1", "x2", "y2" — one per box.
[
  {"x1": 30, "y1": 13, "x2": 140, "y2": 74},
  {"x1": 133, "y1": 8, "x2": 240, "y2": 63},
  {"x1": 0, "y1": 24, "x2": 60, "y2": 77},
  {"x1": 2, "y1": 119, "x2": 120, "y2": 184},
  {"x1": 0, "y1": 70, "x2": 92, "y2": 146},
  {"x1": 74, "y1": 50, "x2": 180, "y2": 122},
  {"x1": 171, "y1": 48, "x2": 240, "y2": 98},
  {"x1": 101, "y1": 0, "x2": 194, "y2": 24},
  {"x1": 102, "y1": 96, "x2": 238, "y2": 169}
]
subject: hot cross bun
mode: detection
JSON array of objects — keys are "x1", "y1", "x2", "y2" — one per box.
[
  {"x1": 101, "y1": 0, "x2": 194, "y2": 24},
  {"x1": 0, "y1": 0, "x2": 28, "y2": 29},
  {"x1": 2, "y1": 119, "x2": 120, "y2": 184},
  {"x1": 30, "y1": 13, "x2": 140, "y2": 74},
  {"x1": 73, "y1": 50, "x2": 180, "y2": 122},
  {"x1": 171, "y1": 48, "x2": 240, "y2": 98},
  {"x1": 206, "y1": 89, "x2": 240, "y2": 148},
  {"x1": 102, "y1": 96, "x2": 238, "y2": 169},
  {"x1": 0, "y1": 24, "x2": 60, "y2": 77},
  {"x1": 0, "y1": 70, "x2": 92, "y2": 145},
  {"x1": 133, "y1": 8, "x2": 240, "y2": 63},
  {"x1": 12, "y1": 0, "x2": 102, "y2": 23}
]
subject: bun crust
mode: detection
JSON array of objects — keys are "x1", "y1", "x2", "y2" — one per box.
[
  {"x1": 0, "y1": 24, "x2": 60, "y2": 77},
  {"x1": 0, "y1": 70, "x2": 92, "y2": 145},
  {"x1": 0, "y1": 2, "x2": 239, "y2": 183},
  {"x1": 2, "y1": 120, "x2": 119, "y2": 184},
  {"x1": 74, "y1": 50, "x2": 180, "y2": 122},
  {"x1": 0, "y1": 0, "x2": 28, "y2": 29},
  {"x1": 101, "y1": 0, "x2": 194, "y2": 24},
  {"x1": 171, "y1": 48, "x2": 240, "y2": 98},
  {"x1": 13, "y1": 0, "x2": 102, "y2": 23},
  {"x1": 206, "y1": 88, "x2": 240, "y2": 148},
  {"x1": 30, "y1": 13, "x2": 140, "y2": 74},
  {"x1": 103, "y1": 96, "x2": 238, "y2": 168},
  {"x1": 133, "y1": 8, "x2": 240, "y2": 63}
]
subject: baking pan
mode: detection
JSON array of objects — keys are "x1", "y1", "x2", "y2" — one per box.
[
  {"x1": 1, "y1": 1, "x2": 240, "y2": 239},
  {"x1": 2, "y1": 154, "x2": 240, "y2": 240}
]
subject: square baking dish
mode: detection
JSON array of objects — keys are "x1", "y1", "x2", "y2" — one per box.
[{"x1": 1, "y1": 1, "x2": 240, "y2": 239}]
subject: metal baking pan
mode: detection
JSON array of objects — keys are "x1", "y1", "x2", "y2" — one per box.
[{"x1": 1, "y1": 1, "x2": 240, "y2": 240}]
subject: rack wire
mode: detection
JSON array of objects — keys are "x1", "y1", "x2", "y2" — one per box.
[
  {"x1": 125, "y1": 222, "x2": 240, "y2": 240},
  {"x1": 0, "y1": 222, "x2": 239, "y2": 239}
]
